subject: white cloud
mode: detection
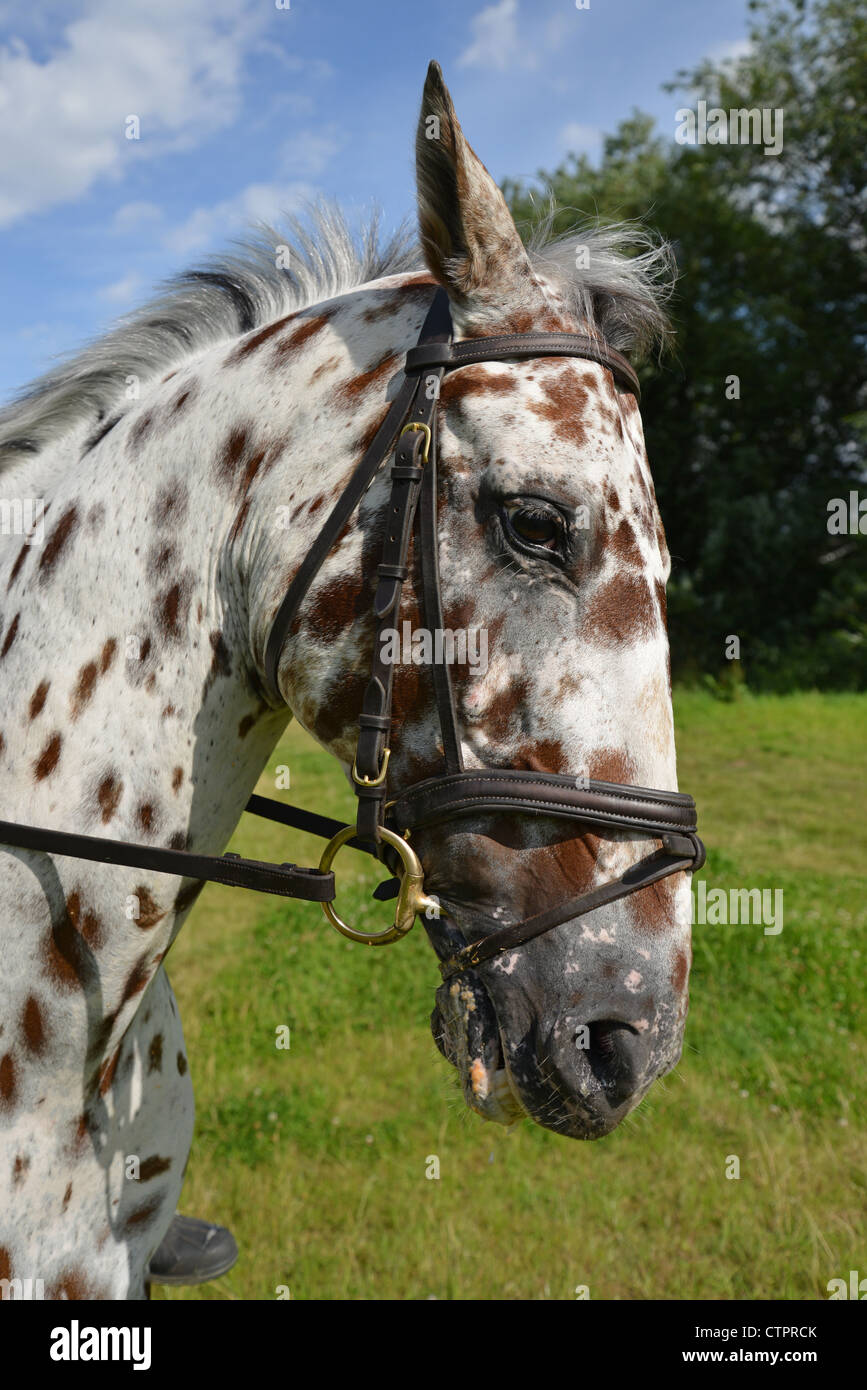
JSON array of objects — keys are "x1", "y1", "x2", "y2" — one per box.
[
  {"x1": 704, "y1": 37, "x2": 752, "y2": 66},
  {"x1": 98, "y1": 271, "x2": 143, "y2": 303},
  {"x1": 111, "y1": 201, "x2": 164, "y2": 233},
  {"x1": 559, "y1": 122, "x2": 604, "y2": 159},
  {"x1": 278, "y1": 127, "x2": 342, "y2": 177},
  {"x1": 0, "y1": 0, "x2": 268, "y2": 227},
  {"x1": 163, "y1": 180, "x2": 318, "y2": 256},
  {"x1": 457, "y1": 0, "x2": 536, "y2": 73}
]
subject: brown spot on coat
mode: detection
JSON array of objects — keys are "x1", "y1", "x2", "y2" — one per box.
[
  {"x1": 139, "y1": 1155, "x2": 172, "y2": 1182},
  {"x1": 218, "y1": 425, "x2": 250, "y2": 486},
  {"x1": 62, "y1": 1183, "x2": 73, "y2": 1211},
  {"x1": 134, "y1": 886, "x2": 166, "y2": 930},
  {"x1": 585, "y1": 574, "x2": 657, "y2": 645},
  {"x1": 610, "y1": 518, "x2": 643, "y2": 568},
  {"x1": 589, "y1": 747, "x2": 636, "y2": 784},
  {"x1": 71, "y1": 662, "x2": 98, "y2": 718},
  {"x1": 148, "y1": 542, "x2": 177, "y2": 579},
  {"x1": 7, "y1": 542, "x2": 28, "y2": 589},
  {"x1": 155, "y1": 481, "x2": 189, "y2": 528},
  {"x1": 46, "y1": 1268, "x2": 111, "y2": 1300},
  {"x1": 0, "y1": 1053, "x2": 17, "y2": 1109},
  {"x1": 69, "y1": 1113, "x2": 90, "y2": 1156},
  {"x1": 124, "y1": 1200, "x2": 162, "y2": 1232},
  {"x1": 38, "y1": 505, "x2": 79, "y2": 578},
  {"x1": 28, "y1": 679, "x2": 50, "y2": 720},
  {"x1": 137, "y1": 802, "x2": 156, "y2": 834},
  {"x1": 148, "y1": 1034, "x2": 163, "y2": 1073},
  {"x1": 22, "y1": 995, "x2": 46, "y2": 1054},
  {"x1": 177, "y1": 1051, "x2": 188, "y2": 1075},
  {"x1": 207, "y1": 629, "x2": 231, "y2": 682},
  {"x1": 528, "y1": 371, "x2": 590, "y2": 445},
  {"x1": 309, "y1": 354, "x2": 341, "y2": 383},
  {"x1": 1, "y1": 612, "x2": 20, "y2": 657},
  {"x1": 440, "y1": 366, "x2": 515, "y2": 405},
  {"x1": 121, "y1": 956, "x2": 150, "y2": 1005},
  {"x1": 170, "y1": 384, "x2": 197, "y2": 415},
  {"x1": 171, "y1": 766, "x2": 183, "y2": 793},
  {"x1": 158, "y1": 578, "x2": 193, "y2": 641},
  {"x1": 97, "y1": 773, "x2": 122, "y2": 822},
  {"x1": 671, "y1": 948, "x2": 690, "y2": 993},
  {"x1": 43, "y1": 895, "x2": 98, "y2": 993},
  {"x1": 98, "y1": 1047, "x2": 120, "y2": 1096},
  {"x1": 338, "y1": 352, "x2": 399, "y2": 404},
  {"x1": 227, "y1": 312, "x2": 298, "y2": 364},
  {"x1": 33, "y1": 732, "x2": 62, "y2": 780},
  {"x1": 628, "y1": 875, "x2": 676, "y2": 934},
  {"x1": 272, "y1": 311, "x2": 333, "y2": 366},
  {"x1": 12, "y1": 1154, "x2": 30, "y2": 1184},
  {"x1": 229, "y1": 495, "x2": 251, "y2": 544},
  {"x1": 67, "y1": 891, "x2": 105, "y2": 949},
  {"x1": 129, "y1": 411, "x2": 155, "y2": 450}
]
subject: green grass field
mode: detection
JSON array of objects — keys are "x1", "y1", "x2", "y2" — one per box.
[{"x1": 155, "y1": 691, "x2": 866, "y2": 1301}]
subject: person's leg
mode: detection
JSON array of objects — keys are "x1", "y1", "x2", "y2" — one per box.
[{"x1": 148, "y1": 1214, "x2": 238, "y2": 1285}]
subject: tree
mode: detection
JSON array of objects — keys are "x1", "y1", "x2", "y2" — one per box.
[{"x1": 503, "y1": 0, "x2": 867, "y2": 689}]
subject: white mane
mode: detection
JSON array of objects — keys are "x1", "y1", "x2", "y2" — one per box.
[{"x1": 0, "y1": 198, "x2": 673, "y2": 468}]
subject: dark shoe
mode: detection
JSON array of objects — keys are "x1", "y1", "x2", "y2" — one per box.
[{"x1": 148, "y1": 1214, "x2": 238, "y2": 1286}]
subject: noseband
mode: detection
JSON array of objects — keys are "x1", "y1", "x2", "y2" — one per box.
[{"x1": 0, "y1": 288, "x2": 703, "y2": 980}]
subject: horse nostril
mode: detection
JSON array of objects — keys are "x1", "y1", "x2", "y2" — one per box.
[{"x1": 584, "y1": 1020, "x2": 644, "y2": 1107}]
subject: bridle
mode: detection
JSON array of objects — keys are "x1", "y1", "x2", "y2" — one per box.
[{"x1": 0, "y1": 287, "x2": 704, "y2": 981}]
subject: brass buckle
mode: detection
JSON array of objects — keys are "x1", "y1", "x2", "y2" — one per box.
[
  {"x1": 398, "y1": 422, "x2": 431, "y2": 464},
  {"x1": 352, "y1": 746, "x2": 390, "y2": 787},
  {"x1": 318, "y1": 826, "x2": 442, "y2": 945}
]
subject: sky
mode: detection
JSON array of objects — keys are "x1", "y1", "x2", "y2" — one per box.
[{"x1": 0, "y1": 0, "x2": 753, "y2": 403}]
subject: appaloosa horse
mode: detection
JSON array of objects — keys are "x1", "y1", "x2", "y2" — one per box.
[{"x1": 0, "y1": 62, "x2": 699, "y2": 1299}]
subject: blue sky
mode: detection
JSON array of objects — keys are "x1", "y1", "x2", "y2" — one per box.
[{"x1": 0, "y1": 0, "x2": 752, "y2": 403}]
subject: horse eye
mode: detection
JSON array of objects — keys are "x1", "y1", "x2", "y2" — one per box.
[{"x1": 503, "y1": 503, "x2": 563, "y2": 554}]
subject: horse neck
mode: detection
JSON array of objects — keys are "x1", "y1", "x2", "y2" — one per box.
[
  {"x1": 0, "y1": 272, "x2": 435, "y2": 853},
  {"x1": 0, "y1": 345, "x2": 283, "y2": 855}
]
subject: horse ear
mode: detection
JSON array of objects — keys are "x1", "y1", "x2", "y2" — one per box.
[{"x1": 415, "y1": 61, "x2": 535, "y2": 325}]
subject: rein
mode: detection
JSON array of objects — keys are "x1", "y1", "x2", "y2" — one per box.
[{"x1": 0, "y1": 288, "x2": 704, "y2": 979}]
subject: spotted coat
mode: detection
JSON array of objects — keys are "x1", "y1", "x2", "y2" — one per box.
[{"x1": 0, "y1": 63, "x2": 691, "y2": 1298}]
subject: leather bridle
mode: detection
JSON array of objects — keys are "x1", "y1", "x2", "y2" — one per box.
[{"x1": 0, "y1": 288, "x2": 704, "y2": 981}]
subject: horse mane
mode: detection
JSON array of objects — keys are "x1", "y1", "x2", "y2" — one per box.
[{"x1": 0, "y1": 198, "x2": 673, "y2": 468}]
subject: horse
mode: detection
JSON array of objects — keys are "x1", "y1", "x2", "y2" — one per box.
[{"x1": 0, "y1": 61, "x2": 699, "y2": 1300}]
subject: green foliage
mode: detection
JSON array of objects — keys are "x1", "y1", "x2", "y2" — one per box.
[{"x1": 504, "y1": 0, "x2": 867, "y2": 691}]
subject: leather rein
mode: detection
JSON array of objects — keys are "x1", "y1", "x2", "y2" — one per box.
[{"x1": 0, "y1": 288, "x2": 704, "y2": 981}]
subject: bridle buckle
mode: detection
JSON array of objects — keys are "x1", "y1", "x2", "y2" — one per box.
[
  {"x1": 352, "y1": 746, "x2": 390, "y2": 787},
  {"x1": 398, "y1": 422, "x2": 431, "y2": 464}
]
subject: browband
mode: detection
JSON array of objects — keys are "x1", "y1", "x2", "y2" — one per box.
[{"x1": 405, "y1": 335, "x2": 641, "y2": 399}]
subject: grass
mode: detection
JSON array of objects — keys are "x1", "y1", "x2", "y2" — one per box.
[{"x1": 154, "y1": 691, "x2": 866, "y2": 1301}]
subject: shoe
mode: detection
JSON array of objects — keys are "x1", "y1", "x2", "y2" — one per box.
[{"x1": 147, "y1": 1214, "x2": 238, "y2": 1286}]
